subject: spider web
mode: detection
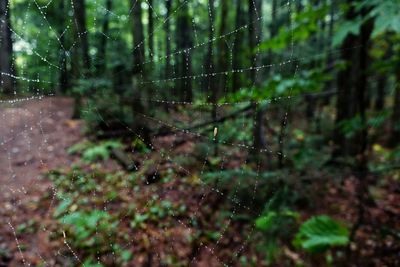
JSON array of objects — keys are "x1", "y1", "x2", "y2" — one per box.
[{"x1": 0, "y1": 0, "x2": 348, "y2": 265}]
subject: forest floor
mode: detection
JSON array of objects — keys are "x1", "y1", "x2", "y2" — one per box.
[
  {"x1": 0, "y1": 97, "x2": 251, "y2": 266},
  {"x1": 0, "y1": 97, "x2": 399, "y2": 267},
  {"x1": 0, "y1": 97, "x2": 82, "y2": 266}
]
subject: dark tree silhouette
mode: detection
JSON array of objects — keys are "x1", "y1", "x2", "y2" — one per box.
[
  {"x1": 72, "y1": 0, "x2": 91, "y2": 73},
  {"x1": 0, "y1": 0, "x2": 15, "y2": 95}
]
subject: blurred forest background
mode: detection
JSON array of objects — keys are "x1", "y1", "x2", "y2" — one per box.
[{"x1": 0, "y1": 0, "x2": 399, "y2": 266}]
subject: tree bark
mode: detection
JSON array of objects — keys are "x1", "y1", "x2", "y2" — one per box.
[
  {"x1": 131, "y1": 0, "x2": 151, "y2": 145},
  {"x1": 333, "y1": 3, "x2": 358, "y2": 158},
  {"x1": 323, "y1": 0, "x2": 336, "y2": 104},
  {"x1": 96, "y1": 0, "x2": 112, "y2": 76},
  {"x1": 216, "y1": 0, "x2": 228, "y2": 95},
  {"x1": 248, "y1": 0, "x2": 265, "y2": 154},
  {"x1": 333, "y1": 1, "x2": 373, "y2": 161},
  {"x1": 391, "y1": 71, "x2": 400, "y2": 146},
  {"x1": 0, "y1": 0, "x2": 15, "y2": 95},
  {"x1": 348, "y1": 9, "x2": 374, "y2": 248},
  {"x1": 148, "y1": 0, "x2": 154, "y2": 59},
  {"x1": 374, "y1": 76, "x2": 385, "y2": 111},
  {"x1": 211, "y1": 0, "x2": 229, "y2": 155},
  {"x1": 176, "y1": 0, "x2": 192, "y2": 102},
  {"x1": 164, "y1": 0, "x2": 172, "y2": 79},
  {"x1": 231, "y1": 0, "x2": 245, "y2": 92},
  {"x1": 204, "y1": 0, "x2": 215, "y2": 96},
  {"x1": 72, "y1": 0, "x2": 91, "y2": 74},
  {"x1": 58, "y1": 0, "x2": 68, "y2": 93},
  {"x1": 355, "y1": 15, "x2": 373, "y2": 171}
]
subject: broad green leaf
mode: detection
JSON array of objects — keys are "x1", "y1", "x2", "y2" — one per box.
[
  {"x1": 333, "y1": 19, "x2": 362, "y2": 47},
  {"x1": 293, "y1": 215, "x2": 349, "y2": 253}
]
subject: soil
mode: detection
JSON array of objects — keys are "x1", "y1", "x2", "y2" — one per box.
[{"x1": 0, "y1": 97, "x2": 82, "y2": 266}]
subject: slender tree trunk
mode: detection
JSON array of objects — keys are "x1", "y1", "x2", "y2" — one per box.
[
  {"x1": 131, "y1": 0, "x2": 150, "y2": 144},
  {"x1": 176, "y1": 0, "x2": 192, "y2": 102},
  {"x1": 162, "y1": 0, "x2": 172, "y2": 110},
  {"x1": 217, "y1": 0, "x2": 228, "y2": 94},
  {"x1": 203, "y1": 0, "x2": 218, "y2": 154},
  {"x1": 0, "y1": 0, "x2": 15, "y2": 95},
  {"x1": 204, "y1": 0, "x2": 215, "y2": 96},
  {"x1": 96, "y1": 0, "x2": 112, "y2": 75},
  {"x1": 132, "y1": 0, "x2": 145, "y2": 76},
  {"x1": 70, "y1": 24, "x2": 80, "y2": 81},
  {"x1": 333, "y1": 2, "x2": 358, "y2": 158},
  {"x1": 249, "y1": 0, "x2": 265, "y2": 154},
  {"x1": 323, "y1": 0, "x2": 336, "y2": 104},
  {"x1": 348, "y1": 12, "x2": 374, "y2": 249},
  {"x1": 148, "y1": 0, "x2": 154, "y2": 59},
  {"x1": 391, "y1": 71, "x2": 400, "y2": 146},
  {"x1": 209, "y1": 0, "x2": 229, "y2": 155},
  {"x1": 58, "y1": 0, "x2": 68, "y2": 93},
  {"x1": 231, "y1": 0, "x2": 245, "y2": 92},
  {"x1": 165, "y1": 0, "x2": 172, "y2": 79},
  {"x1": 248, "y1": 0, "x2": 257, "y2": 86},
  {"x1": 305, "y1": 0, "x2": 323, "y2": 123},
  {"x1": 72, "y1": 0, "x2": 91, "y2": 74},
  {"x1": 355, "y1": 16, "x2": 373, "y2": 171},
  {"x1": 374, "y1": 76, "x2": 385, "y2": 111}
]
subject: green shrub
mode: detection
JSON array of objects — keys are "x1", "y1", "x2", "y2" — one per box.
[
  {"x1": 256, "y1": 210, "x2": 299, "y2": 232},
  {"x1": 58, "y1": 209, "x2": 119, "y2": 263},
  {"x1": 255, "y1": 210, "x2": 299, "y2": 263},
  {"x1": 61, "y1": 210, "x2": 118, "y2": 249},
  {"x1": 68, "y1": 140, "x2": 123, "y2": 163}
]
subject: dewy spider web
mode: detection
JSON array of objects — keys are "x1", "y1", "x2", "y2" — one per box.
[{"x1": 0, "y1": 0, "x2": 349, "y2": 265}]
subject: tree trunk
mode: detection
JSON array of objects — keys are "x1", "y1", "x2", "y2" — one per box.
[
  {"x1": 248, "y1": 0, "x2": 260, "y2": 86},
  {"x1": 231, "y1": 0, "x2": 245, "y2": 92},
  {"x1": 305, "y1": 0, "x2": 322, "y2": 122},
  {"x1": 176, "y1": 0, "x2": 192, "y2": 102},
  {"x1": 333, "y1": 1, "x2": 373, "y2": 161},
  {"x1": 348, "y1": 10, "x2": 374, "y2": 247},
  {"x1": 374, "y1": 76, "x2": 385, "y2": 111},
  {"x1": 148, "y1": 0, "x2": 154, "y2": 59},
  {"x1": 132, "y1": 0, "x2": 145, "y2": 76},
  {"x1": 249, "y1": 0, "x2": 265, "y2": 154},
  {"x1": 210, "y1": 0, "x2": 229, "y2": 155},
  {"x1": 70, "y1": 29, "x2": 80, "y2": 80},
  {"x1": 96, "y1": 0, "x2": 112, "y2": 75},
  {"x1": 203, "y1": 0, "x2": 218, "y2": 153},
  {"x1": 165, "y1": 0, "x2": 172, "y2": 79},
  {"x1": 217, "y1": 0, "x2": 228, "y2": 94},
  {"x1": 333, "y1": 3, "x2": 358, "y2": 158},
  {"x1": 323, "y1": 0, "x2": 336, "y2": 104},
  {"x1": 391, "y1": 71, "x2": 400, "y2": 146},
  {"x1": 355, "y1": 15, "x2": 373, "y2": 171},
  {"x1": 0, "y1": 0, "x2": 15, "y2": 95},
  {"x1": 131, "y1": 0, "x2": 151, "y2": 145},
  {"x1": 204, "y1": 0, "x2": 215, "y2": 97},
  {"x1": 72, "y1": 0, "x2": 91, "y2": 74},
  {"x1": 58, "y1": 0, "x2": 68, "y2": 93}
]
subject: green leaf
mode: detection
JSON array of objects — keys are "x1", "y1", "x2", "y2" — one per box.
[
  {"x1": 54, "y1": 198, "x2": 72, "y2": 218},
  {"x1": 369, "y1": 1, "x2": 400, "y2": 37},
  {"x1": 256, "y1": 210, "x2": 299, "y2": 232},
  {"x1": 293, "y1": 215, "x2": 349, "y2": 253},
  {"x1": 121, "y1": 250, "x2": 133, "y2": 262},
  {"x1": 256, "y1": 212, "x2": 278, "y2": 231},
  {"x1": 333, "y1": 19, "x2": 362, "y2": 47}
]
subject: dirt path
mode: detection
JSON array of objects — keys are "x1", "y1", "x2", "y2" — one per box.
[{"x1": 0, "y1": 97, "x2": 81, "y2": 266}]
